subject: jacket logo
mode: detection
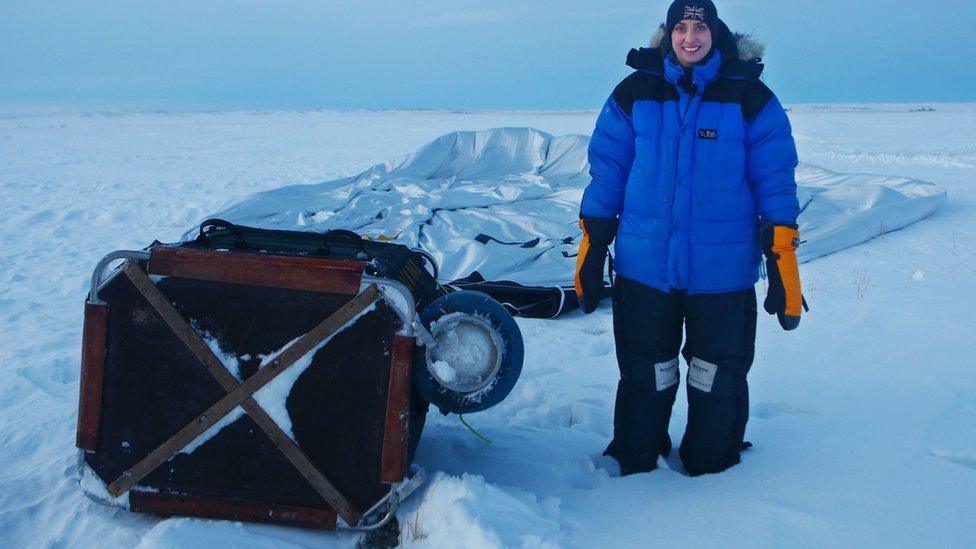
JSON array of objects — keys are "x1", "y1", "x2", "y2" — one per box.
[
  {"x1": 698, "y1": 129, "x2": 718, "y2": 140},
  {"x1": 684, "y1": 6, "x2": 706, "y2": 21}
]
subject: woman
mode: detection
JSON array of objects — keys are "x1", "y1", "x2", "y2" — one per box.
[{"x1": 575, "y1": 0, "x2": 805, "y2": 476}]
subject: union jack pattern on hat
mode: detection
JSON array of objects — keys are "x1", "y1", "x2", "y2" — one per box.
[
  {"x1": 684, "y1": 5, "x2": 706, "y2": 21},
  {"x1": 666, "y1": 0, "x2": 719, "y2": 35}
]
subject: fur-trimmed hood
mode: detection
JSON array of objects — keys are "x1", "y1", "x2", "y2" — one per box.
[
  {"x1": 626, "y1": 22, "x2": 766, "y2": 79},
  {"x1": 649, "y1": 23, "x2": 765, "y2": 62}
]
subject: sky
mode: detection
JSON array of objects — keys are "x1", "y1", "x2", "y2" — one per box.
[{"x1": 2, "y1": 0, "x2": 974, "y2": 111}]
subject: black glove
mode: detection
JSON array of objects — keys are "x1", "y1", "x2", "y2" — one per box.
[{"x1": 574, "y1": 216, "x2": 618, "y2": 314}]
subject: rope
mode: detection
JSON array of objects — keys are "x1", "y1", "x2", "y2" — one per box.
[{"x1": 458, "y1": 414, "x2": 492, "y2": 444}]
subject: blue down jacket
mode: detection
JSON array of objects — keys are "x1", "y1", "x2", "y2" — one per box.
[{"x1": 581, "y1": 39, "x2": 799, "y2": 294}]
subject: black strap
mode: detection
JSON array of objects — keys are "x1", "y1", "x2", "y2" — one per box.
[
  {"x1": 446, "y1": 274, "x2": 577, "y2": 319},
  {"x1": 196, "y1": 219, "x2": 248, "y2": 250},
  {"x1": 321, "y1": 229, "x2": 368, "y2": 259},
  {"x1": 474, "y1": 234, "x2": 541, "y2": 248}
]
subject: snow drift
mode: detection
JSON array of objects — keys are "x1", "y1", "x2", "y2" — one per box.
[{"x1": 199, "y1": 127, "x2": 946, "y2": 284}]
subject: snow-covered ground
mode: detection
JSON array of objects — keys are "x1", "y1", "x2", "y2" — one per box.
[{"x1": 2, "y1": 104, "x2": 975, "y2": 547}]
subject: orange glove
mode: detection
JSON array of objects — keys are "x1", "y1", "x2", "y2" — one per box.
[
  {"x1": 574, "y1": 216, "x2": 617, "y2": 314},
  {"x1": 760, "y1": 223, "x2": 808, "y2": 330}
]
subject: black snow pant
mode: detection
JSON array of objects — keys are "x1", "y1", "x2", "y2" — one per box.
[{"x1": 604, "y1": 276, "x2": 757, "y2": 476}]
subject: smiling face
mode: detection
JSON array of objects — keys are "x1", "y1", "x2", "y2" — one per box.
[{"x1": 671, "y1": 19, "x2": 713, "y2": 67}]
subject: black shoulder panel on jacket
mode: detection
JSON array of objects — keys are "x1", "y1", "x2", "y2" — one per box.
[
  {"x1": 722, "y1": 59, "x2": 765, "y2": 80},
  {"x1": 626, "y1": 47, "x2": 665, "y2": 73},
  {"x1": 700, "y1": 77, "x2": 774, "y2": 122},
  {"x1": 612, "y1": 72, "x2": 679, "y2": 117},
  {"x1": 701, "y1": 78, "x2": 750, "y2": 106},
  {"x1": 742, "y1": 80, "x2": 774, "y2": 122}
]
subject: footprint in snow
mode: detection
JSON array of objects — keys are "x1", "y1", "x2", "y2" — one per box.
[
  {"x1": 508, "y1": 400, "x2": 609, "y2": 435},
  {"x1": 929, "y1": 449, "x2": 976, "y2": 471},
  {"x1": 16, "y1": 361, "x2": 75, "y2": 399},
  {"x1": 751, "y1": 402, "x2": 820, "y2": 419},
  {"x1": 572, "y1": 453, "x2": 620, "y2": 489},
  {"x1": 580, "y1": 325, "x2": 607, "y2": 337},
  {"x1": 23, "y1": 209, "x2": 57, "y2": 226},
  {"x1": 576, "y1": 450, "x2": 688, "y2": 489},
  {"x1": 925, "y1": 393, "x2": 976, "y2": 473},
  {"x1": 586, "y1": 339, "x2": 614, "y2": 357}
]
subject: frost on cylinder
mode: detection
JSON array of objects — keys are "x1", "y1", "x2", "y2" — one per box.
[
  {"x1": 413, "y1": 291, "x2": 524, "y2": 414},
  {"x1": 426, "y1": 312, "x2": 503, "y2": 394}
]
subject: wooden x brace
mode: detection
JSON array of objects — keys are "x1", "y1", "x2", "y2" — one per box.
[{"x1": 106, "y1": 263, "x2": 379, "y2": 526}]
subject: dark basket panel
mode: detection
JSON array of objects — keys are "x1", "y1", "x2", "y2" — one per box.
[
  {"x1": 141, "y1": 412, "x2": 326, "y2": 507},
  {"x1": 86, "y1": 269, "x2": 407, "y2": 514},
  {"x1": 86, "y1": 273, "x2": 230, "y2": 482},
  {"x1": 158, "y1": 277, "x2": 355, "y2": 381},
  {"x1": 140, "y1": 301, "x2": 403, "y2": 511},
  {"x1": 290, "y1": 301, "x2": 400, "y2": 512}
]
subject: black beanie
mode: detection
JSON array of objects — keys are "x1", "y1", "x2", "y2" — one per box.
[{"x1": 666, "y1": 0, "x2": 719, "y2": 34}]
